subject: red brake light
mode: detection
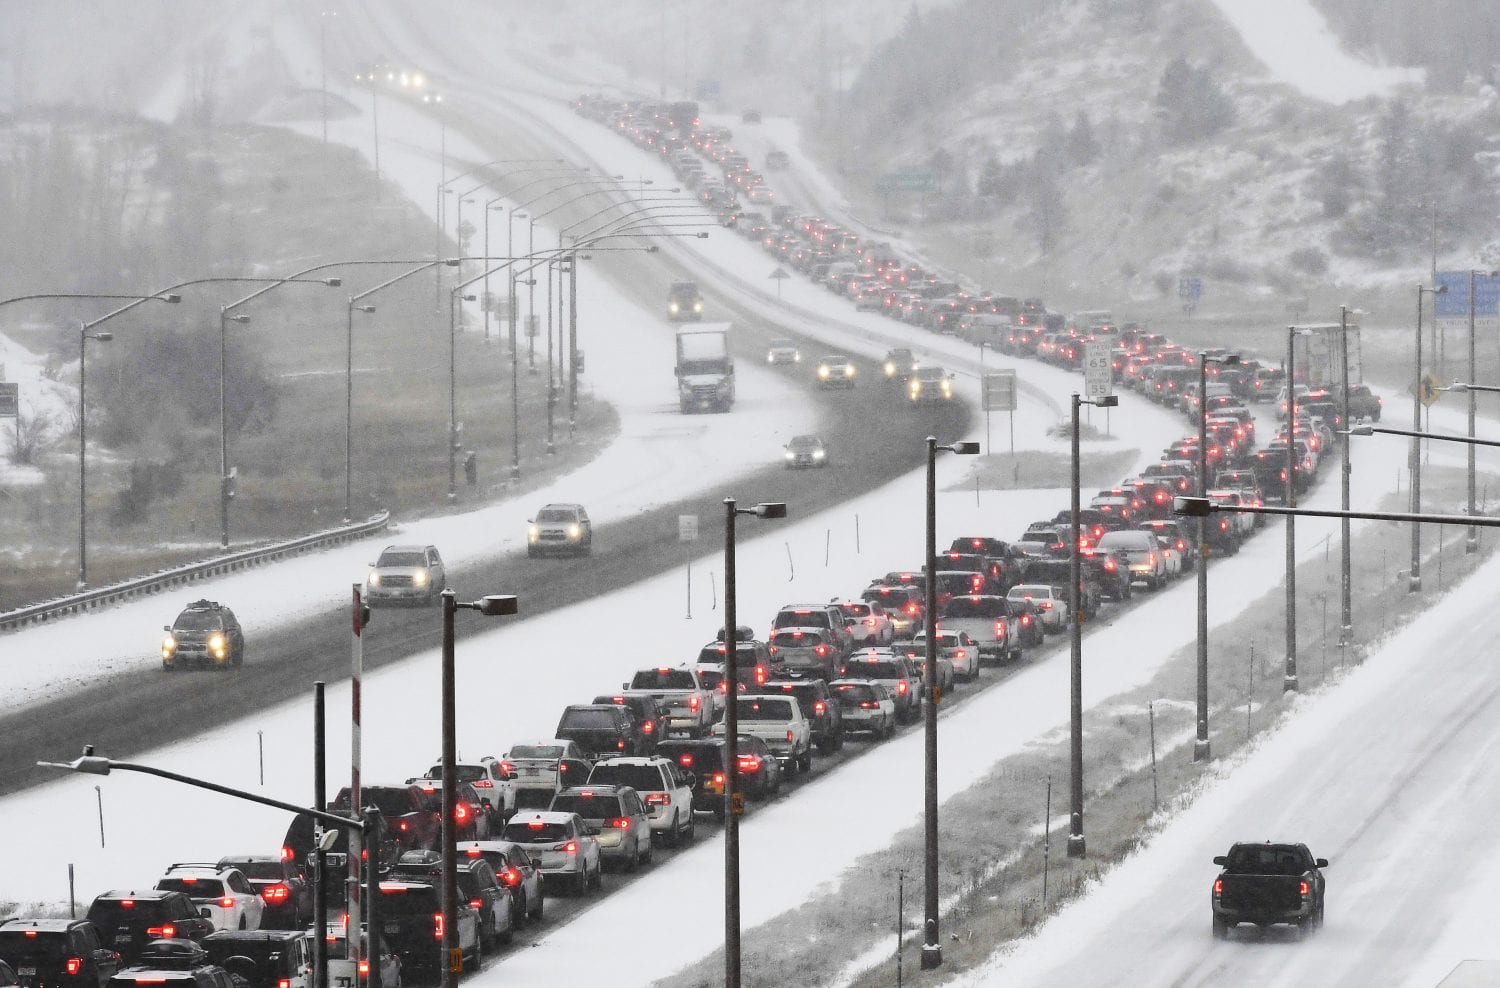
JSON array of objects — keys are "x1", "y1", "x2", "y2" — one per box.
[
  {"x1": 357, "y1": 963, "x2": 370, "y2": 978},
  {"x1": 527, "y1": 818, "x2": 545, "y2": 830},
  {"x1": 617, "y1": 739, "x2": 626, "y2": 750},
  {"x1": 737, "y1": 755, "x2": 761, "y2": 771},
  {"x1": 564, "y1": 841, "x2": 578, "y2": 854},
  {"x1": 689, "y1": 695, "x2": 700, "y2": 712},
  {"x1": 472, "y1": 779, "x2": 493, "y2": 788},
  {"x1": 897, "y1": 681, "x2": 909, "y2": 694},
  {"x1": 643, "y1": 721, "x2": 654, "y2": 734},
  {"x1": 66, "y1": 958, "x2": 83, "y2": 976},
  {"x1": 180, "y1": 877, "x2": 198, "y2": 885},
  {"x1": 469, "y1": 899, "x2": 484, "y2": 910},
  {"x1": 1299, "y1": 880, "x2": 1310, "y2": 897},
  {"x1": 679, "y1": 753, "x2": 694, "y2": 767},
  {"x1": 814, "y1": 700, "x2": 826, "y2": 714},
  {"x1": 786, "y1": 729, "x2": 795, "y2": 743},
  {"x1": 464, "y1": 847, "x2": 482, "y2": 857},
  {"x1": 500, "y1": 868, "x2": 521, "y2": 888},
  {"x1": 433, "y1": 913, "x2": 445, "y2": 940},
  {"x1": 380, "y1": 886, "x2": 407, "y2": 894},
  {"x1": 499, "y1": 760, "x2": 514, "y2": 775},
  {"x1": 220, "y1": 896, "x2": 236, "y2": 909},
  {"x1": 713, "y1": 772, "x2": 725, "y2": 785},
  {"x1": 22, "y1": 931, "x2": 37, "y2": 939},
  {"x1": 144, "y1": 925, "x2": 175, "y2": 938}
]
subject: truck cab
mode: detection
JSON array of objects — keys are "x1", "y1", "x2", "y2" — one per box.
[{"x1": 667, "y1": 281, "x2": 704, "y2": 322}]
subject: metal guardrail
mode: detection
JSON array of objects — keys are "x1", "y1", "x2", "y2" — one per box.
[{"x1": 0, "y1": 510, "x2": 392, "y2": 634}]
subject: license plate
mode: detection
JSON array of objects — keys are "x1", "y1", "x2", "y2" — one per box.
[
  {"x1": 525, "y1": 768, "x2": 539, "y2": 777},
  {"x1": 115, "y1": 935, "x2": 132, "y2": 946},
  {"x1": 384, "y1": 922, "x2": 400, "y2": 934},
  {"x1": 19, "y1": 968, "x2": 36, "y2": 977}
]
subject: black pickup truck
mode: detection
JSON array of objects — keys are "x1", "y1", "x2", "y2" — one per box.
[{"x1": 1210, "y1": 841, "x2": 1328, "y2": 938}]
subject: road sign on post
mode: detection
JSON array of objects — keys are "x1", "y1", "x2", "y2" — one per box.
[
  {"x1": 1084, "y1": 341, "x2": 1113, "y2": 399},
  {"x1": 876, "y1": 170, "x2": 939, "y2": 195},
  {"x1": 982, "y1": 371, "x2": 1017, "y2": 412},
  {"x1": 678, "y1": 514, "x2": 699, "y2": 542}
]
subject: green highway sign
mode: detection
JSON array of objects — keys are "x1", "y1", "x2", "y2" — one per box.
[{"x1": 877, "y1": 170, "x2": 938, "y2": 194}]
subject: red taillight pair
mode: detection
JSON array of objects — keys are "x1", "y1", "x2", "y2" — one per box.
[
  {"x1": 737, "y1": 756, "x2": 761, "y2": 772},
  {"x1": 644, "y1": 792, "x2": 670, "y2": 807}
]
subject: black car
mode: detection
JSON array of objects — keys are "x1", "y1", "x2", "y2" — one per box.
[
  {"x1": 198, "y1": 932, "x2": 309, "y2": 988},
  {"x1": 85, "y1": 892, "x2": 215, "y2": 966},
  {"x1": 214, "y1": 857, "x2": 308, "y2": 930},
  {"x1": 387, "y1": 851, "x2": 512, "y2": 952},
  {"x1": 655, "y1": 735, "x2": 782, "y2": 808},
  {"x1": 750, "y1": 680, "x2": 843, "y2": 754},
  {"x1": 373, "y1": 880, "x2": 480, "y2": 978},
  {"x1": 0, "y1": 918, "x2": 119, "y2": 988},
  {"x1": 161, "y1": 599, "x2": 244, "y2": 671},
  {"x1": 591, "y1": 694, "x2": 668, "y2": 753},
  {"x1": 555, "y1": 704, "x2": 649, "y2": 758}
]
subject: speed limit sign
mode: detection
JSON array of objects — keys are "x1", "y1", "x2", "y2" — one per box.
[{"x1": 1084, "y1": 340, "x2": 1113, "y2": 399}]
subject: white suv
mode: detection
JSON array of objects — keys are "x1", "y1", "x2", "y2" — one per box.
[
  {"x1": 155, "y1": 864, "x2": 264, "y2": 932},
  {"x1": 585, "y1": 757, "x2": 696, "y2": 847}
]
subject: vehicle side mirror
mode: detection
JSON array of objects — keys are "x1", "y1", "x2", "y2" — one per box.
[
  {"x1": 1212, "y1": 855, "x2": 1227, "y2": 866},
  {"x1": 1315, "y1": 858, "x2": 1328, "y2": 868},
  {"x1": 163, "y1": 625, "x2": 172, "y2": 632},
  {"x1": 683, "y1": 772, "x2": 696, "y2": 789}
]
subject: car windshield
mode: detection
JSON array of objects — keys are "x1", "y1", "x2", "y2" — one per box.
[
  {"x1": 228, "y1": 861, "x2": 285, "y2": 881},
  {"x1": 1009, "y1": 586, "x2": 1052, "y2": 600},
  {"x1": 425, "y1": 765, "x2": 487, "y2": 783},
  {"x1": 157, "y1": 878, "x2": 225, "y2": 897},
  {"x1": 512, "y1": 789, "x2": 555, "y2": 811},
  {"x1": 549, "y1": 793, "x2": 623, "y2": 819},
  {"x1": 1224, "y1": 845, "x2": 1312, "y2": 875},
  {"x1": 173, "y1": 611, "x2": 223, "y2": 631},
  {"x1": 834, "y1": 684, "x2": 875, "y2": 704},
  {"x1": 376, "y1": 885, "x2": 441, "y2": 916},
  {"x1": 846, "y1": 661, "x2": 901, "y2": 679},
  {"x1": 839, "y1": 603, "x2": 871, "y2": 618},
  {"x1": 559, "y1": 709, "x2": 618, "y2": 729},
  {"x1": 770, "y1": 339, "x2": 794, "y2": 349},
  {"x1": 0, "y1": 931, "x2": 66, "y2": 963},
  {"x1": 629, "y1": 669, "x2": 697, "y2": 690},
  {"x1": 774, "y1": 611, "x2": 829, "y2": 629},
  {"x1": 502, "y1": 821, "x2": 569, "y2": 843},
  {"x1": 507, "y1": 745, "x2": 564, "y2": 760},
  {"x1": 771, "y1": 631, "x2": 823, "y2": 648},
  {"x1": 587, "y1": 764, "x2": 664, "y2": 792},
  {"x1": 736, "y1": 699, "x2": 793, "y2": 721},
  {"x1": 376, "y1": 551, "x2": 426, "y2": 567},
  {"x1": 347, "y1": 787, "x2": 416, "y2": 818},
  {"x1": 941, "y1": 597, "x2": 1004, "y2": 618},
  {"x1": 536, "y1": 508, "x2": 575, "y2": 523}
]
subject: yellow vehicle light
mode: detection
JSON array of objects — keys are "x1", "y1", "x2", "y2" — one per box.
[
  {"x1": 567, "y1": 523, "x2": 582, "y2": 540},
  {"x1": 161, "y1": 635, "x2": 177, "y2": 659}
]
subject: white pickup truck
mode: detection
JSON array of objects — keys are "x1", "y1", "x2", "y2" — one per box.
[
  {"x1": 712, "y1": 694, "x2": 813, "y2": 774},
  {"x1": 623, "y1": 666, "x2": 718, "y2": 738}
]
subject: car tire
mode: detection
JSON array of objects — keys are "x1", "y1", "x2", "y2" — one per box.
[
  {"x1": 682, "y1": 811, "x2": 695, "y2": 843},
  {"x1": 530, "y1": 890, "x2": 544, "y2": 921},
  {"x1": 817, "y1": 736, "x2": 838, "y2": 755},
  {"x1": 626, "y1": 844, "x2": 640, "y2": 872},
  {"x1": 1212, "y1": 916, "x2": 1230, "y2": 940},
  {"x1": 588, "y1": 861, "x2": 603, "y2": 890},
  {"x1": 571, "y1": 867, "x2": 587, "y2": 895},
  {"x1": 512, "y1": 891, "x2": 527, "y2": 929},
  {"x1": 796, "y1": 751, "x2": 812, "y2": 775}
]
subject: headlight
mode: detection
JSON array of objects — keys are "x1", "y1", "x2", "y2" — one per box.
[
  {"x1": 812, "y1": 449, "x2": 825, "y2": 460},
  {"x1": 818, "y1": 366, "x2": 830, "y2": 379},
  {"x1": 368, "y1": 572, "x2": 381, "y2": 587},
  {"x1": 209, "y1": 633, "x2": 226, "y2": 658},
  {"x1": 567, "y1": 523, "x2": 582, "y2": 540},
  {"x1": 844, "y1": 366, "x2": 855, "y2": 378},
  {"x1": 793, "y1": 353, "x2": 801, "y2": 362},
  {"x1": 784, "y1": 450, "x2": 795, "y2": 460},
  {"x1": 910, "y1": 382, "x2": 921, "y2": 399},
  {"x1": 669, "y1": 302, "x2": 679, "y2": 314},
  {"x1": 941, "y1": 380, "x2": 953, "y2": 396},
  {"x1": 884, "y1": 362, "x2": 896, "y2": 376},
  {"x1": 161, "y1": 635, "x2": 177, "y2": 659},
  {"x1": 768, "y1": 353, "x2": 776, "y2": 363},
  {"x1": 528, "y1": 524, "x2": 540, "y2": 543},
  {"x1": 413, "y1": 571, "x2": 428, "y2": 586},
  {"x1": 694, "y1": 302, "x2": 703, "y2": 313}
]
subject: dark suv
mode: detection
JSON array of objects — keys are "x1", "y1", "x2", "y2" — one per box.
[
  {"x1": 281, "y1": 784, "x2": 442, "y2": 886},
  {"x1": 0, "y1": 919, "x2": 119, "y2": 988},
  {"x1": 374, "y1": 880, "x2": 480, "y2": 978},
  {"x1": 388, "y1": 851, "x2": 512, "y2": 952},
  {"x1": 555, "y1": 704, "x2": 648, "y2": 758},
  {"x1": 667, "y1": 281, "x2": 703, "y2": 321},
  {"x1": 198, "y1": 931, "x2": 309, "y2": 988},
  {"x1": 751, "y1": 680, "x2": 843, "y2": 754},
  {"x1": 591, "y1": 694, "x2": 668, "y2": 753},
  {"x1": 213, "y1": 857, "x2": 307, "y2": 930},
  {"x1": 161, "y1": 600, "x2": 244, "y2": 671},
  {"x1": 85, "y1": 892, "x2": 214, "y2": 965}
]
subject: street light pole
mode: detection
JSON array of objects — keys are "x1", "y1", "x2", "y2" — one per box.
[
  {"x1": 922, "y1": 436, "x2": 979, "y2": 968},
  {"x1": 1067, "y1": 394, "x2": 1113, "y2": 856},
  {"x1": 439, "y1": 591, "x2": 518, "y2": 988},
  {"x1": 219, "y1": 308, "x2": 249, "y2": 547},
  {"x1": 1195, "y1": 352, "x2": 1238, "y2": 754},
  {"x1": 1284, "y1": 328, "x2": 1306, "y2": 692},
  {"x1": 1339, "y1": 307, "x2": 1355, "y2": 648},
  {"x1": 1467, "y1": 271, "x2": 1484, "y2": 553},
  {"x1": 721, "y1": 498, "x2": 786, "y2": 988}
]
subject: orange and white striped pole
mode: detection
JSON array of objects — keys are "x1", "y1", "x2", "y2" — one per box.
[{"x1": 348, "y1": 585, "x2": 363, "y2": 970}]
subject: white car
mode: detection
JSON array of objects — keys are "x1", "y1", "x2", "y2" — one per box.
[
  {"x1": 766, "y1": 338, "x2": 801, "y2": 365},
  {"x1": 909, "y1": 628, "x2": 980, "y2": 683},
  {"x1": 499, "y1": 812, "x2": 602, "y2": 894},
  {"x1": 586, "y1": 756, "x2": 697, "y2": 846},
  {"x1": 832, "y1": 599, "x2": 895, "y2": 647},
  {"x1": 1007, "y1": 584, "x2": 1069, "y2": 633},
  {"x1": 155, "y1": 864, "x2": 264, "y2": 932},
  {"x1": 830, "y1": 680, "x2": 897, "y2": 739},
  {"x1": 419, "y1": 755, "x2": 517, "y2": 821}
]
